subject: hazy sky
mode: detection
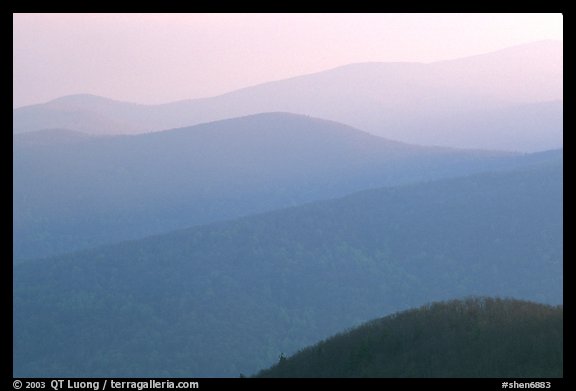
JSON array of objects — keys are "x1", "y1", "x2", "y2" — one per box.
[{"x1": 13, "y1": 13, "x2": 563, "y2": 108}]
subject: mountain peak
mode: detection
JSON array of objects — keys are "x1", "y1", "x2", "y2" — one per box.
[
  {"x1": 48, "y1": 93, "x2": 115, "y2": 105},
  {"x1": 45, "y1": 94, "x2": 142, "y2": 111}
]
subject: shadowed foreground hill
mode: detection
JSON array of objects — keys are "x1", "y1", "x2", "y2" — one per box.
[{"x1": 256, "y1": 298, "x2": 563, "y2": 378}]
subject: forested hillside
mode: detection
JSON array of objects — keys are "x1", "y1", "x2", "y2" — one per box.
[
  {"x1": 257, "y1": 298, "x2": 563, "y2": 378},
  {"x1": 14, "y1": 156, "x2": 562, "y2": 377}
]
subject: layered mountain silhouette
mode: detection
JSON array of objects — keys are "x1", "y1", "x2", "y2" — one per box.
[
  {"x1": 256, "y1": 297, "x2": 563, "y2": 378},
  {"x1": 14, "y1": 155, "x2": 562, "y2": 377},
  {"x1": 14, "y1": 113, "x2": 526, "y2": 259},
  {"x1": 13, "y1": 41, "x2": 562, "y2": 151}
]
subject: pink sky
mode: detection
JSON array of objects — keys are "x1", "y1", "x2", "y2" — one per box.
[{"x1": 12, "y1": 13, "x2": 563, "y2": 108}]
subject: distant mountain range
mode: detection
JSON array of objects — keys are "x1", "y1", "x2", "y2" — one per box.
[
  {"x1": 13, "y1": 41, "x2": 563, "y2": 151},
  {"x1": 13, "y1": 40, "x2": 563, "y2": 379},
  {"x1": 256, "y1": 297, "x2": 563, "y2": 378},
  {"x1": 14, "y1": 113, "x2": 530, "y2": 260},
  {"x1": 14, "y1": 154, "x2": 563, "y2": 377}
]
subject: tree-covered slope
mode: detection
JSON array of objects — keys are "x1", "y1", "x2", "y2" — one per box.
[
  {"x1": 14, "y1": 112, "x2": 520, "y2": 259},
  {"x1": 14, "y1": 156, "x2": 562, "y2": 377},
  {"x1": 257, "y1": 297, "x2": 563, "y2": 378}
]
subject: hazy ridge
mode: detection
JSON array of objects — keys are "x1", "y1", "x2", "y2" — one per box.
[
  {"x1": 14, "y1": 156, "x2": 562, "y2": 376},
  {"x1": 13, "y1": 41, "x2": 562, "y2": 151}
]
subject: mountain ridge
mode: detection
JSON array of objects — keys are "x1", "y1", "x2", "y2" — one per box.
[
  {"x1": 15, "y1": 112, "x2": 527, "y2": 260},
  {"x1": 13, "y1": 41, "x2": 562, "y2": 151},
  {"x1": 35, "y1": 40, "x2": 563, "y2": 107},
  {"x1": 14, "y1": 157, "x2": 562, "y2": 376}
]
